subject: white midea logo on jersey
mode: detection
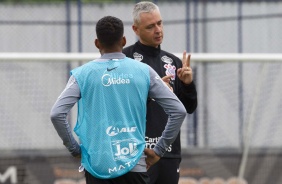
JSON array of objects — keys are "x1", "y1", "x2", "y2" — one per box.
[
  {"x1": 101, "y1": 73, "x2": 133, "y2": 86},
  {"x1": 106, "y1": 126, "x2": 137, "y2": 136}
]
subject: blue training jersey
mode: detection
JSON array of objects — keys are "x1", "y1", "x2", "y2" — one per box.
[{"x1": 71, "y1": 57, "x2": 150, "y2": 179}]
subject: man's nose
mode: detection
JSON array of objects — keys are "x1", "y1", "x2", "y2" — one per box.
[{"x1": 155, "y1": 25, "x2": 162, "y2": 32}]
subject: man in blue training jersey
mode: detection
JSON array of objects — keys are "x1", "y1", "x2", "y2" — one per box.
[{"x1": 50, "y1": 16, "x2": 186, "y2": 184}]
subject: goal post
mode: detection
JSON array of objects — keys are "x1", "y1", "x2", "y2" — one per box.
[{"x1": 1, "y1": 52, "x2": 282, "y2": 62}]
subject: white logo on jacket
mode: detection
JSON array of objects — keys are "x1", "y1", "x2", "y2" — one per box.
[
  {"x1": 133, "y1": 52, "x2": 143, "y2": 61},
  {"x1": 161, "y1": 55, "x2": 173, "y2": 64},
  {"x1": 145, "y1": 136, "x2": 172, "y2": 152}
]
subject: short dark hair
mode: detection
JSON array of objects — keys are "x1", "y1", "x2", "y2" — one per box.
[{"x1": 96, "y1": 16, "x2": 124, "y2": 48}]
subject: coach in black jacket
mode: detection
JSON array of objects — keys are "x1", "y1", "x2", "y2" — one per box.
[{"x1": 123, "y1": 1, "x2": 198, "y2": 184}]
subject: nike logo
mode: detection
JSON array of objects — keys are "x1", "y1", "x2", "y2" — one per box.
[{"x1": 107, "y1": 66, "x2": 118, "y2": 71}]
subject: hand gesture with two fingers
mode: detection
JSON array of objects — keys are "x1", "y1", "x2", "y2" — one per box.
[{"x1": 177, "y1": 51, "x2": 193, "y2": 85}]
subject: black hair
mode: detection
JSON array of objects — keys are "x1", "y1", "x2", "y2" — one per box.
[{"x1": 96, "y1": 16, "x2": 124, "y2": 48}]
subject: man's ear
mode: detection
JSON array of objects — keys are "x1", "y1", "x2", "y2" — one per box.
[
  {"x1": 94, "y1": 39, "x2": 100, "y2": 49},
  {"x1": 132, "y1": 24, "x2": 139, "y2": 35},
  {"x1": 122, "y1": 36, "x2": 126, "y2": 47}
]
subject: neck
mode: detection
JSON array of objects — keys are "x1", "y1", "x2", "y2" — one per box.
[
  {"x1": 100, "y1": 47, "x2": 122, "y2": 55},
  {"x1": 139, "y1": 40, "x2": 159, "y2": 48}
]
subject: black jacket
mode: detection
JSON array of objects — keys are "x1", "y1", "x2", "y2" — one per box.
[{"x1": 123, "y1": 41, "x2": 197, "y2": 158}]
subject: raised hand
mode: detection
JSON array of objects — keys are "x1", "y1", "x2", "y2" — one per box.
[{"x1": 177, "y1": 51, "x2": 193, "y2": 85}]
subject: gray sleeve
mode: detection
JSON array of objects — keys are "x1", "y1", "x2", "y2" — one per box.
[
  {"x1": 50, "y1": 75, "x2": 81, "y2": 157},
  {"x1": 148, "y1": 67, "x2": 186, "y2": 157}
]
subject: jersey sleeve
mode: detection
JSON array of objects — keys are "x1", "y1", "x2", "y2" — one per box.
[
  {"x1": 50, "y1": 75, "x2": 81, "y2": 157},
  {"x1": 148, "y1": 67, "x2": 186, "y2": 157}
]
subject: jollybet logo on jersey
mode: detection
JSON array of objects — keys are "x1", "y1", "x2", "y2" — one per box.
[
  {"x1": 101, "y1": 73, "x2": 133, "y2": 87},
  {"x1": 111, "y1": 139, "x2": 138, "y2": 160}
]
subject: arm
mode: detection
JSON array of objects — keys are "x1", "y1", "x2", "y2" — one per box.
[
  {"x1": 50, "y1": 76, "x2": 81, "y2": 157},
  {"x1": 176, "y1": 52, "x2": 198, "y2": 113},
  {"x1": 146, "y1": 67, "x2": 186, "y2": 166},
  {"x1": 178, "y1": 81, "x2": 198, "y2": 113}
]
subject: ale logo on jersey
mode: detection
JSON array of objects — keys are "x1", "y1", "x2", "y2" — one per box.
[
  {"x1": 112, "y1": 139, "x2": 138, "y2": 160},
  {"x1": 101, "y1": 73, "x2": 133, "y2": 86},
  {"x1": 106, "y1": 126, "x2": 137, "y2": 136},
  {"x1": 133, "y1": 52, "x2": 143, "y2": 61}
]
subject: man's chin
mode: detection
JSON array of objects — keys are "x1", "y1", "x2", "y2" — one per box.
[{"x1": 154, "y1": 39, "x2": 163, "y2": 46}]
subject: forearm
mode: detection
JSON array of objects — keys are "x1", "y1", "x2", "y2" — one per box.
[
  {"x1": 148, "y1": 67, "x2": 186, "y2": 157},
  {"x1": 178, "y1": 81, "x2": 198, "y2": 113},
  {"x1": 152, "y1": 97, "x2": 186, "y2": 157},
  {"x1": 50, "y1": 107, "x2": 80, "y2": 157},
  {"x1": 50, "y1": 76, "x2": 81, "y2": 157}
]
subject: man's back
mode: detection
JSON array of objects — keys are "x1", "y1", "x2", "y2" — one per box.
[{"x1": 71, "y1": 57, "x2": 150, "y2": 178}]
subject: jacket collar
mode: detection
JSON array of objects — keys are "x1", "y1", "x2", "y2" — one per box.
[{"x1": 136, "y1": 41, "x2": 161, "y2": 57}]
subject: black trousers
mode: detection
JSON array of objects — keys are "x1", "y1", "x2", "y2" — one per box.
[
  {"x1": 85, "y1": 170, "x2": 150, "y2": 184},
  {"x1": 147, "y1": 158, "x2": 181, "y2": 184}
]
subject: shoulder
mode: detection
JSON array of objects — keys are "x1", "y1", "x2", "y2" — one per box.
[
  {"x1": 161, "y1": 50, "x2": 180, "y2": 60},
  {"x1": 125, "y1": 57, "x2": 147, "y2": 66},
  {"x1": 71, "y1": 61, "x2": 95, "y2": 74},
  {"x1": 124, "y1": 57, "x2": 151, "y2": 75},
  {"x1": 123, "y1": 44, "x2": 135, "y2": 51},
  {"x1": 123, "y1": 44, "x2": 136, "y2": 55}
]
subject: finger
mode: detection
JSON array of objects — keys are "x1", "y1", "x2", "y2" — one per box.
[
  {"x1": 162, "y1": 75, "x2": 173, "y2": 82},
  {"x1": 177, "y1": 68, "x2": 182, "y2": 77},
  {"x1": 187, "y1": 54, "x2": 191, "y2": 67},
  {"x1": 182, "y1": 50, "x2": 187, "y2": 67}
]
